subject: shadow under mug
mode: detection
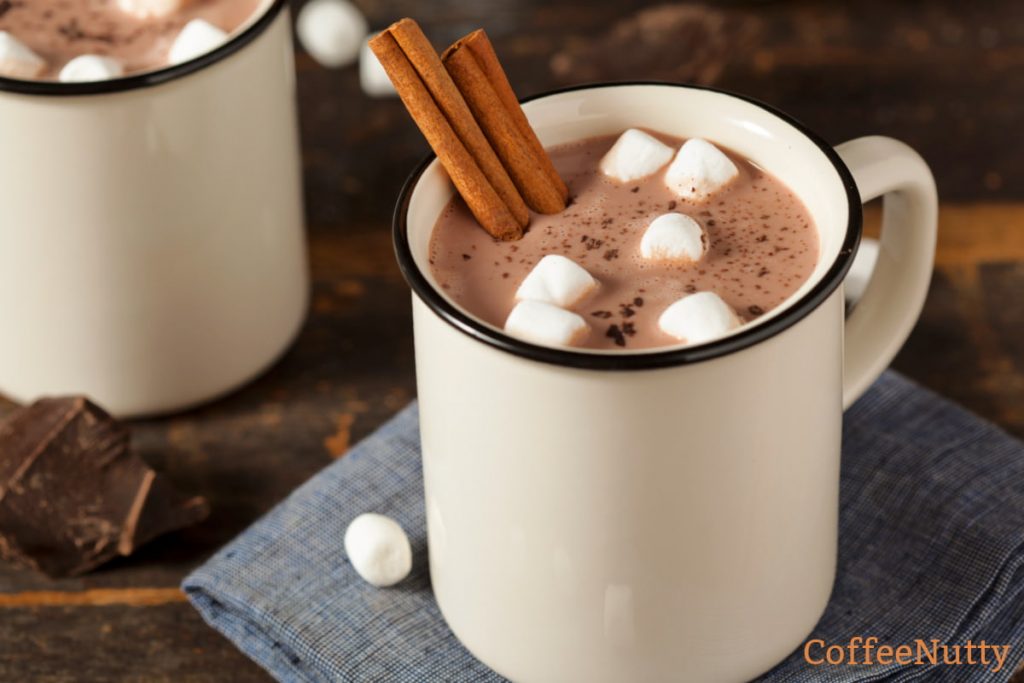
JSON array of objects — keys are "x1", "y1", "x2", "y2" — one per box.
[
  {"x1": 395, "y1": 83, "x2": 937, "y2": 682},
  {"x1": 0, "y1": 0, "x2": 307, "y2": 418}
]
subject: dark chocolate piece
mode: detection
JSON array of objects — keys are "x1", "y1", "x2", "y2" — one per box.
[{"x1": 0, "y1": 397, "x2": 209, "y2": 577}]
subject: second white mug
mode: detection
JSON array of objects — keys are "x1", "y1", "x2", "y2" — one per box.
[{"x1": 0, "y1": 0, "x2": 308, "y2": 417}]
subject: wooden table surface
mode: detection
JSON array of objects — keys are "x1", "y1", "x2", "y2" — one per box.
[{"x1": 2, "y1": 0, "x2": 1022, "y2": 680}]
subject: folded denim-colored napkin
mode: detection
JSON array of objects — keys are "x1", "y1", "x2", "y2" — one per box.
[{"x1": 184, "y1": 371, "x2": 1024, "y2": 682}]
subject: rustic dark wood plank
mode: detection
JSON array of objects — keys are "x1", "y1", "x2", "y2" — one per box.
[{"x1": 0, "y1": 603, "x2": 268, "y2": 682}]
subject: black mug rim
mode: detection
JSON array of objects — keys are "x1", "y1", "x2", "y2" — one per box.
[
  {"x1": 392, "y1": 81, "x2": 863, "y2": 371},
  {"x1": 0, "y1": 0, "x2": 287, "y2": 96}
]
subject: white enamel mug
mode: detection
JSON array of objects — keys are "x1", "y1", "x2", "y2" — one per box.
[
  {"x1": 395, "y1": 83, "x2": 937, "y2": 682},
  {"x1": 0, "y1": 0, "x2": 307, "y2": 417}
]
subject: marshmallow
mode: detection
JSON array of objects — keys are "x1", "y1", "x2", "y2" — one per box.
[
  {"x1": 116, "y1": 0, "x2": 186, "y2": 19},
  {"x1": 168, "y1": 19, "x2": 228, "y2": 66},
  {"x1": 845, "y1": 237, "x2": 880, "y2": 305},
  {"x1": 659, "y1": 291, "x2": 741, "y2": 345},
  {"x1": 59, "y1": 55, "x2": 124, "y2": 83},
  {"x1": 344, "y1": 513, "x2": 413, "y2": 588},
  {"x1": 640, "y1": 213, "x2": 706, "y2": 262},
  {"x1": 599, "y1": 128, "x2": 674, "y2": 183},
  {"x1": 505, "y1": 300, "x2": 589, "y2": 347},
  {"x1": 515, "y1": 254, "x2": 597, "y2": 308},
  {"x1": 0, "y1": 31, "x2": 46, "y2": 80},
  {"x1": 359, "y1": 36, "x2": 396, "y2": 96},
  {"x1": 664, "y1": 138, "x2": 739, "y2": 201},
  {"x1": 297, "y1": 0, "x2": 368, "y2": 68}
]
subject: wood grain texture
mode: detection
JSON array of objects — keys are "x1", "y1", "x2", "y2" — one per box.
[{"x1": 0, "y1": 0, "x2": 1021, "y2": 680}]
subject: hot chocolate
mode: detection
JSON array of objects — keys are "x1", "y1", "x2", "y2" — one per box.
[
  {"x1": 429, "y1": 130, "x2": 819, "y2": 350},
  {"x1": 0, "y1": 0, "x2": 263, "y2": 80}
]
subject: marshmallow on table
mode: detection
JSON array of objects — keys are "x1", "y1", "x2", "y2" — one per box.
[
  {"x1": 505, "y1": 300, "x2": 589, "y2": 347},
  {"x1": 116, "y1": 0, "x2": 186, "y2": 19},
  {"x1": 845, "y1": 237, "x2": 880, "y2": 305},
  {"x1": 515, "y1": 254, "x2": 597, "y2": 308},
  {"x1": 168, "y1": 19, "x2": 228, "y2": 66},
  {"x1": 344, "y1": 513, "x2": 413, "y2": 588},
  {"x1": 641, "y1": 213, "x2": 706, "y2": 262},
  {"x1": 599, "y1": 128, "x2": 674, "y2": 183},
  {"x1": 297, "y1": 0, "x2": 368, "y2": 68},
  {"x1": 659, "y1": 291, "x2": 741, "y2": 345},
  {"x1": 59, "y1": 55, "x2": 124, "y2": 83},
  {"x1": 360, "y1": 36, "x2": 396, "y2": 97},
  {"x1": 0, "y1": 31, "x2": 46, "y2": 80},
  {"x1": 665, "y1": 138, "x2": 739, "y2": 201}
]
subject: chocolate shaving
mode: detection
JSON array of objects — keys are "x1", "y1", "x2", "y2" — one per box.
[
  {"x1": 606, "y1": 324, "x2": 626, "y2": 347},
  {"x1": 0, "y1": 397, "x2": 209, "y2": 577}
]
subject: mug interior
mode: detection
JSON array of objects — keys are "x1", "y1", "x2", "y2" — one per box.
[{"x1": 398, "y1": 83, "x2": 861, "y2": 367}]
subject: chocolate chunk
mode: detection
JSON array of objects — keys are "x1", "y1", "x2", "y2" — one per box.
[
  {"x1": 748, "y1": 305, "x2": 764, "y2": 316},
  {"x1": 0, "y1": 398, "x2": 209, "y2": 577},
  {"x1": 591, "y1": 310, "x2": 613, "y2": 319}
]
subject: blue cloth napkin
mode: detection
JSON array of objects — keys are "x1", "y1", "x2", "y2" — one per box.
[{"x1": 184, "y1": 371, "x2": 1024, "y2": 682}]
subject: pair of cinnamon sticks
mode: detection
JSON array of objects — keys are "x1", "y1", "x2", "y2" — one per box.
[{"x1": 370, "y1": 19, "x2": 568, "y2": 240}]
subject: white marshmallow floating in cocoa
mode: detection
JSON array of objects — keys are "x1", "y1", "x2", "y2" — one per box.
[
  {"x1": 599, "y1": 128, "x2": 674, "y2": 183},
  {"x1": 665, "y1": 138, "x2": 739, "y2": 201},
  {"x1": 59, "y1": 55, "x2": 125, "y2": 83},
  {"x1": 515, "y1": 254, "x2": 597, "y2": 308},
  {"x1": 0, "y1": 31, "x2": 46, "y2": 80},
  {"x1": 297, "y1": 0, "x2": 368, "y2": 68},
  {"x1": 359, "y1": 36, "x2": 396, "y2": 96},
  {"x1": 659, "y1": 291, "x2": 741, "y2": 345},
  {"x1": 116, "y1": 0, "x2": 188, "y2": 19},
  {"x1": 640, "y1": 212, "x2": 706, "y2": 262},
  {"x1": 505, "y1": 300, "x2": 589, "y2": 348},
  {"x1": 168, "y1": 19, "x2": 228, "y2": 65},
  {"x1": 343, "y1": 512, "x2": 413, "y2": 587}
]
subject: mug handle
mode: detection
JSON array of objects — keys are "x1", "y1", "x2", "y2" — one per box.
[{"x1": 834, "y1": 136, "x2": 938, "y2": 408}]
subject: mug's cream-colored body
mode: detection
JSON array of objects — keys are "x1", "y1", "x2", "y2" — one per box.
[
  {"x1": 400, "y1": 85, "x2": 937, "y2": 681},
  {"x1": 414, "y1": 295, "x2": 843, "y2": 682},
  {"x1": 0, "y1": 1, "x2": 307, "y2": 417}
]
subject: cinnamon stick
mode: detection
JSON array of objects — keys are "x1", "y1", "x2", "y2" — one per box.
[
  {"x1": 387, "y1": 19, "x2": 530, "y2": 229},
  {"x1": 444, "y1": 29, "x2": 569, "y2": 209},
  {"x1": 443, "y1": 40, "x2": 568, "y2": 214},
  {"x1": 369, "y1": 31, "x2": 524, "y2": 240}
]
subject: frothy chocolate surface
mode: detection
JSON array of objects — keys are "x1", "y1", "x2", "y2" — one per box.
[
  {"x1": 429, "y1": 131, "x2": 819, "y2": 350},
  {"x1": 0, "y1": 0, "x2": 262, "y2": 79}
]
